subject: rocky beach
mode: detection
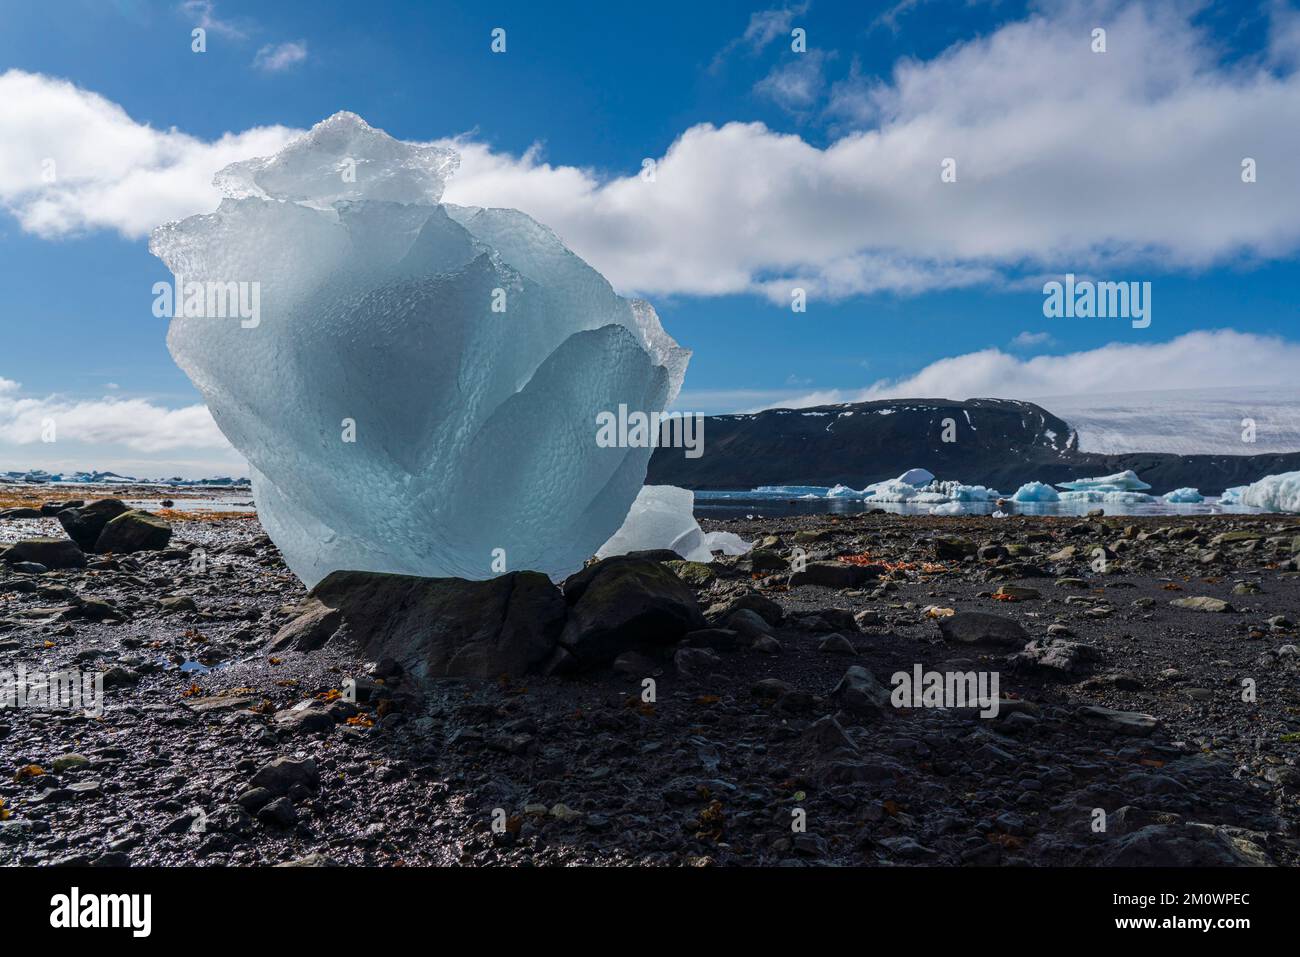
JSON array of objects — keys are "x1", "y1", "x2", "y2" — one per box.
[{"x1": 2, "y1": 491, "x2": 1298, "y2": 867}]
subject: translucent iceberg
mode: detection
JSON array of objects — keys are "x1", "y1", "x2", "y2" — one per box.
[
  {"x1": 1011, "y1": 481, "x2": 1060, "y2": 503},
  {"x1": 1162, "y1": 487, "x2": 1204, "y2": 503},
  {"x1": 1056, "y1": 469, "x2": 1152, "y2": 492},
  {"x1": 150, "y1": 112, "x2": 690, "y2": 587},
  {"x1": 597, "y1": 485, "x2": 752, "y2": 561},
  {"x1": 1222, "y1": 471, "x2": 1300, "y2": 513}
]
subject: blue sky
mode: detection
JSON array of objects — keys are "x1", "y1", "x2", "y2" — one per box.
[{"x1": 2, "y1": 0, "x2": 1299, "y2": 475}]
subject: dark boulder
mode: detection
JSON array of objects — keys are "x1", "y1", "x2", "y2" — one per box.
[
  {"x1": 0, "y1": 538, "x2": 86, "y2": 569},
  {"x1": 932, "y1": 536, "x2": 978, "y2": 561},
  {"x1": 310, "y1": 569, "x2": 566, "y2": 680},
  {"x1": 268, "y1": 602, "x2": 344, "y2": 652},
  {"x1": 95, "y1": 509, "x2": 172, "y2": 553},
  {"x1": 937, "y1": 611, "x2": 1028, "y2": 647},
  {"x1": 249, "y1": 757, "x2": 319, "y2": 796},
  {"x1": 789, "y1": 560, "x2": 884, "y2": 588},
  {"x1": 554, "y1": 557, "x2": 706, "y2": 670},
  {"x1": 57, "y1": 499, "x2": 129, "y2": 550},
  {"x1": 830, "y1": 665, "x2": 892, "y2": 716},
  {"x1": 704, "y1": 591, "x2": 784, "y2": 626},
  {"x1": 1, "y1": 508, "x2": 43, "y2": 519}
]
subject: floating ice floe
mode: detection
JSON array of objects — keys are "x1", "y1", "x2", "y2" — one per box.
[
  {"x1": 863, "y1": 479, "x2": 923, "y2": 502},
  {"x1": 755, "y1": 485, "x2": 834, "y2": 497},
  {"x1": 1162, "y1": 487, "x2": 1204, "y2": 503},
  {"x1": 597, "y1": 485, "x2": 752, "y2": 562},
  {"x1": 928, "y1": 501, "x2": 965, "y2": 515},
  {"x1": 820, "y1": 474, "x2": 1002, "y2": 505},
  {"x1": 1217, "y1": 471, "x2": 1300, "y2": 513},
  {"x1": 926, "y1": 481, "x2": 1002, "y2": 502},
  {"x1": 1011, "y1": 481, "x2": 1060, "y2": 503},
  {"x1": 826, "y1": 483, "x2": 868, "y2": 499},
  {"x1": 151, "y1": 112, "x2": 695, "y2": 587},
  {"x1": 1056, "y1": 469, "x2": 1152, "y2": 492},
  {"x1": 1058, "y1": 490, "x2": 1156, "y2": 505}
]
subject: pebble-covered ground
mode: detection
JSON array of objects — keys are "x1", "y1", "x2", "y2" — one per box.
[{"x1": 1, "y1": 503, "x2": 1298, "y2": 867}]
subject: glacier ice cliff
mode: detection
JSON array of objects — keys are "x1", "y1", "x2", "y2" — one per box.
[{"x1": 150, "y1": 112, "x2": 693, "y2": 586}]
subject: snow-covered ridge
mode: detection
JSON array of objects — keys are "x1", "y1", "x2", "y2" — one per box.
[{"x1": 1038, "y1": 387, "x2": 1300, "y2": 456}]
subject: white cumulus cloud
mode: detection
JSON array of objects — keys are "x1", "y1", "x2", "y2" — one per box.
[
  {"x1": 0, "y1": 69, "x2": 299, "y2": 239},
  {"x1": 765, "y1": 330, "x2": 1300, "y2": 407},
  {"x1": 253, "y1": 40, "x2": 308, "y2": 73},
  {"x1": 4, "y1": 1, "x2": 1300, "y2": 299},
  {"x1": 0, "y1": 378, "x2": 231, "y2": 453}
]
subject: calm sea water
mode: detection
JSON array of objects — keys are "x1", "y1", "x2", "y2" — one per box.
[{"x1": 692, "y1": 489, "x2": 1267, "y2": 519}]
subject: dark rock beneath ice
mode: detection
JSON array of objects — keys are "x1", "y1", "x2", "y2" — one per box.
[{"x1": 310, "y1": 569, "x2": 566, "y2": 680}]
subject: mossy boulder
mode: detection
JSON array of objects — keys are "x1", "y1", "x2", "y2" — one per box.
[
  {"x1": 57, "y1": 499, "x2": 130, "y2": 551},
  {"x1": 665, "y1": 559, "x2": 716, "y2": 586},
  {"x1": 95, "y1": 509, "x2": 172, "y2": 554}
]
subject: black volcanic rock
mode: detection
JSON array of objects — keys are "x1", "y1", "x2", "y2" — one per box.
[
  {"x1": 310, "y1": 570, "x2": 566, "y2": 680},
  {"x1": 0, "y1": 538, "x2": 86, "y2": 569},
  {"x1": 647, "y1": 397, "x2": 1300, "y2": 494},
  {"x1": 58, "y1": 499, "x2": 129, "y2": 550},
  {"x1": 554, "y1": 557, "x2": 706, "y2": 670}
]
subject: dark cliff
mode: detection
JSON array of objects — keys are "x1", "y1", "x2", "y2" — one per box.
[{"x1": 646, "y1": 398, "x2": 1300, "y2": 495}]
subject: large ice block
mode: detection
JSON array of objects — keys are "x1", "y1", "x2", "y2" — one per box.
[{"x1": 151, "y1": 112, "x2": 690, "y2": 586}]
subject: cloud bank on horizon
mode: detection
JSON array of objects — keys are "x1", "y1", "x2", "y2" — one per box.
[
  {"x1": 1, "y1": 0, "x2": 1299, "y2": 474},
  {"x1": 6, "y1": 329, "x2": 1297, "y2": 473}
]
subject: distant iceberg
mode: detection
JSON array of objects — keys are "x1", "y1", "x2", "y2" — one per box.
[
  {"x1": 1162, "y1": 487, "x2": 1204, "y2": 503},
  {"x1": 863, "y1": 478, "x2": 922, "y2": 502},
  {"x1": 1011, "y1": 481, "x2": 1059, "y2": 503},
  {"x1": 1057, "y1": 469, "x2": 1152, "y2": 492},
  {"x1": 859, "y1": 468, "x2": 940, "y2": 502},
  {"x1": 807, "y1": 473, "x2": 1003, "y2": 505},
  {"x1": 927, "y1": 481, "x2": 1001, "y2": 502},
  {"x1": 1218, "y1": 486, "x2": 1245, "y2": 505},
  {"x1": 755, "y1": 485, "x2": 836, "y2": 497},
  {"x1": 1218, "y1": 471, "x2": 1300, "y2": 513},
  {"x1": 897, "y1": 468, "x2": 936, "y2": 487},
  {"x1": 1059, "y1": 489, "x2": 1155, "y2": 505},
  {"x1": 826, "y1": 483, "x2": 869, "y2": 499}
]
